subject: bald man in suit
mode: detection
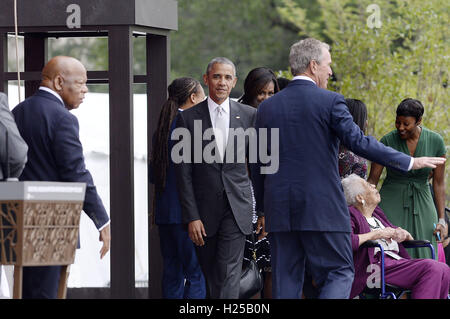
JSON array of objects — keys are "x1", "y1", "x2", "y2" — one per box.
[{"x1": 12, "y1": 56, "x2": 110, "y2": 298}]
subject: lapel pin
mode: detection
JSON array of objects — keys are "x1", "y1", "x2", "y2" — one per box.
[{"x1": 236, "y1": 116, "x2": 240, "y2": 119}]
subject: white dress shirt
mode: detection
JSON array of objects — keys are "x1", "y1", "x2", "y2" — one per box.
[
  {"x1": 39, "y1": 86, "x2": 65, "y2": 106},
  {"x1": 292, "y1": 75, "x2": 316, "y2": 84}
]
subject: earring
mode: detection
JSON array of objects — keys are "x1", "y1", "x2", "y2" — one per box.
[{"x1": 361, "y1": 199, "x2": 365, "y2": 206}]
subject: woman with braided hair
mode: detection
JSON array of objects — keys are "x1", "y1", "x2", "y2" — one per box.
[{"x1": 149, "y1": 77, "x2": 206, "y2": 298}]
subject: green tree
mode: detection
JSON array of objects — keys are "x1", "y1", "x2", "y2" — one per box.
[
  {"x1": 171, "y1": 0, "x2": 300, "y2": 97},
  {"x1": 278, "y1": 0, "x2": 450, "y2": 203}
]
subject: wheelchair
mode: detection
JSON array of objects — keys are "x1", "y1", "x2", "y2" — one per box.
[{"x1": 359, "y1": 239, "x2": 435, "y2": 299}]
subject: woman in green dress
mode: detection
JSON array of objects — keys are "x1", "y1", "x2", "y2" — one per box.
[{"x1": 368, "y1": 98, "x2": 447, "y2": 259}]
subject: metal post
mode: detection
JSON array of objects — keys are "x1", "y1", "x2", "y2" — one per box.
[
  {"x1": 146, "y1": 33, "x2": 169, "y2": 299},
  {"x1": 0, "y1": 33, "x2": 7, "y2": 94},
  {"x1": 109, "y1": 26, "x2": 135, "y2": 299},
  {"x1": 24, "y1": 34, "x2": 47, "y2": 98}
]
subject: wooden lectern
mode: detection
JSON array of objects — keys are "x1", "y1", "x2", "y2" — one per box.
[{"x1": 0, "y1": 181, "x2": 86, "y2": 298}]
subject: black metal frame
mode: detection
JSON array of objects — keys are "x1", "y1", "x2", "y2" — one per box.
[{"x1": 0, "y1": 0, "x2": 176, "y2": 298}]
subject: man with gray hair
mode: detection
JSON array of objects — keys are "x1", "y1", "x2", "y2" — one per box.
[{"x1": 251, "y1": 38, "x2": 446, "y2": 298}]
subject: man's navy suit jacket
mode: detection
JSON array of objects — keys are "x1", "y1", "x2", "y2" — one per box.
[
  {"x1": 12, "y1": 89, "x2": 109, "y2": 229},
  {"x1": 252, "y1": 79, "x2": 411, "y2": 233}
]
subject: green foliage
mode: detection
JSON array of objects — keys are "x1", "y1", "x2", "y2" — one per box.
[
  {"x1": 49, "y1": 37, "x2": 108, "y2": 71},
  {"x1": 171, "y1": 0, "x2": 300, "y2": 97},
  {"x1": 278, "y1": 0, "x2": 450, "y2": 202}
]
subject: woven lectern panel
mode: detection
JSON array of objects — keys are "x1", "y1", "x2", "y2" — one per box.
[
  {"x1": 0, "y1": 202, "x2": 21, "y2": 265},
  {"x1": 0, "y1": 201, "x2": 82, "y2": 266},
  {"x1": 22, "y1": 202, "x2": 82, "y2": 266}
]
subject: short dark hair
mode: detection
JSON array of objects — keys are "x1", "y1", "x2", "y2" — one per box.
[
  {"x1": 206, "y1": 57, "x2": 236, "y2": 76},
  {"x1": 345, "y1": 98, "x2": 367, "y2": 132},
  {"x1": 396, "y1": 98, "x2": 424, "y2": 122}
]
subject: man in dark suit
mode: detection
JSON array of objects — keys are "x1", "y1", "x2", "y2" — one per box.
[
  {"x1": 174, "y1": 57, "x2": 257, "y2": 298},
  {"x1": 12, "y1": 56, "x2": 111, "y2": 299},
  {"x1": 252, "y1": 38, "x2": 446, "y2": 299}
]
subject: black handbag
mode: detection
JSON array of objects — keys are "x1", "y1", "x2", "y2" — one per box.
[{"x1": 239, "y1": 233, "x2": 263, "y2": 299}]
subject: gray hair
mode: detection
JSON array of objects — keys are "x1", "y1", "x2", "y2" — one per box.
[
  {"x1": 341, "y1": 174, "x2": 366, "y2": 206},
  {"x1": 206, "y1": 57, "x2": 236, "y2": 76},
  {"x1": 289, "y1": 38, "x2": 330, "y2": 76}
]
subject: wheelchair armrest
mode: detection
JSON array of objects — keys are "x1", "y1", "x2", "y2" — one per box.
[
  {"x1": 402, "y1": 240, "x2": 435, "y2": 259},
  {"x1": 360, "y1": 240, "x2": 381, "y2": 248},
  {"x1": 361, "y1": 240, "x2": 432, "y2": 249},
  {"x1": 401, "y1": 240, "x2": 431, "y2": 248}
]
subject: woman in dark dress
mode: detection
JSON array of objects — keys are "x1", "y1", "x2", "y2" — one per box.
[{"x1": 239, "y1": 67, "x2": 280, "y2": 298}]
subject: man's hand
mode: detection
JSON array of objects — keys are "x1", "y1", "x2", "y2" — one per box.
[
  {"x1": 412, "y1": 157, "x2": 446, "y2": 170},
  {"x1": 255, "y1": 216, "x2": 267, "y2": 240},
  {"x1": 188, "y1": 220, "x2": 207, "y2": 246},
  {"x1": 99, "y1": 224, "x2": 111, "y2": 259}
]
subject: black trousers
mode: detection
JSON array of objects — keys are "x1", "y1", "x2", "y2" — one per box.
[
  {"x1": 22, "y1": 265, "x2": 61, "y2": 299},
  {"x1": 195, "y1": 196, "x2": 246, "y2": 299}
]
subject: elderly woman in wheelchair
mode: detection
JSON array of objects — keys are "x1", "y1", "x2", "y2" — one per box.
[{"x1": 341, "y1": 174, "x2": 450, "y2": 299}]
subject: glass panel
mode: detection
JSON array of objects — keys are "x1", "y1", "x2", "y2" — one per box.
[
  {"x1": 7, "y1": 83, "x2": 24, "y2": 110},
  {"x1": 133, "y1": 35, "x2": 146, "y2": 79},
  {"x1": 7, "y1": 34, "x2": 24, "y2": 73},
  {"x1": 7, "y1": 34, "x2": 24, "y2": 96},
  {"x1": 134, "y1": 84, "x2": 149, "y2": 288},
  {"x1": 68, "y1": 84, "x2": 111, "y2": 288},
  {"x1": 48, "y1": 37, "x2": 108, "y2": 72}
]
